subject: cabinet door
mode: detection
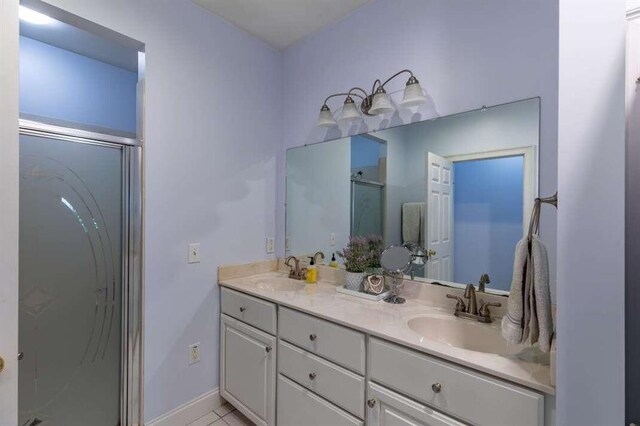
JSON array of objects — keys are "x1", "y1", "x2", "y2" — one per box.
[
  {"x1": 221, "y1": 314, "x2": 276, "y2": 426},
  {"x1": 367, "y1": 382, "x2": 466, "y2": 426}
]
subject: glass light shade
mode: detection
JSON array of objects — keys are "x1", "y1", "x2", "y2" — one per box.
[
  {"x1": 316, "y1": 106, "x2": 338, "y2": 127},
  {"x1": 369, "y1": 90, "x2": 395, "y2": 115},
  {"x1": 400, "y1": 81, "x2": 427, "y2": 107},
  {"x1": 340, "y1": 98, "x2": 362, "y2": 122}
]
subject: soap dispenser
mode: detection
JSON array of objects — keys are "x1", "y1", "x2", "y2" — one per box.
[
  {"x1": 329, "y1": 253, "x2": 339, "y2": 268},
  {"x1": 306, "y1": 256, "x2": 317, "y2": 284}
]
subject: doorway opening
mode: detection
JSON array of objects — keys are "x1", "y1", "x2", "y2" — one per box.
[{"x1": 18, "y1": 2, "x2": 144, "y2": 425}]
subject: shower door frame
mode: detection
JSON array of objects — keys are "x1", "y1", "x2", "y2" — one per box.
[{"x1": 18, "y1": 118, "x2": 144, "y2": 426}]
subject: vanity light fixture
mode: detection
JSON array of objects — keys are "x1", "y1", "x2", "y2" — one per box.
[
  {"x1": 19, "y1": 6, "x2": 52, "y2": 25},
  {"x1": 316, "y1": 69, "x2": 427, "y2": 127}
]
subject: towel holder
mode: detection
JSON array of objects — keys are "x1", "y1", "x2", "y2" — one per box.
[
  {"x1": 536, "y1": 192, "x2": 558, "y2": 208},
  {"x1": 528, "y1": 192, "x2": 558, "y2": 240}
]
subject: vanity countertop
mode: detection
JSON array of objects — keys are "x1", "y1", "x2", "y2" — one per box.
[{"x1": 219, "y1": 271, "x2": 554, "y2": 395}]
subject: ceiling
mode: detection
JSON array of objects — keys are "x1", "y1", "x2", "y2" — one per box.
[{"x1": 192, "y1": 0, "x2": 372, "y2": 51}]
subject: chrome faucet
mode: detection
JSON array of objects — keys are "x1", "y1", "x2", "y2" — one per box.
[
  {"x1": 285, "y1": 256, "x2": 307, "y2": 280},
  {"x1": 478, "y1": 273, "x2": 490, "y2": 292},
  {"x1": 446, "y1": 283, "x2": 502, "y2": 323}
]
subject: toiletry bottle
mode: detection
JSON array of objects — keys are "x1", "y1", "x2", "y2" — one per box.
[
  {"x1": 306, "y1": 257, "x2": 317, "y2": 284},
  {"x1": 329, "y1": 253, "x2": 339, "y2": 268}
]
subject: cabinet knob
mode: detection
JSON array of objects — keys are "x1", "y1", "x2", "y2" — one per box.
[
  {"x1": 309, "y1": 333, "x2": 317, "y2": 341},
  {"x1": 432, "y1": 383, "x2": 442, "y2": 393},
  {"x1": 309, "y1": 372, "x2": 316, "y2": 380},
  {"x1": 265, "y1": 346, "x2": 272, "y2": 353},
  {"x1": 367, "y1": 398, "x2": 376, "y2": 408},
  {"x1": 239, "y1": 307, "x2": 246, "y2": 313}
]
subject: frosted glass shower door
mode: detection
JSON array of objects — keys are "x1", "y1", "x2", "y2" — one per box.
[
  {"x1": 19, "y1": 134, "x2": 123, "y2": 426},
  {"x1": 351, "y1": 180, "x2": 385, "y2": 238}
]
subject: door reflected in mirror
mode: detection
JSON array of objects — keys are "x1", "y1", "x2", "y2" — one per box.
[{"x1": 286, "y1": 98, "x2": 542, "y2": 295}]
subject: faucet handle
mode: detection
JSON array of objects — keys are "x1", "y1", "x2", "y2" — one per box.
[
  {"x1": 446, "y1": 294, "x2": 466, "y2": 312},
  {"x1": 479, "y1": 301, "x2": 502, "y2": 318}
]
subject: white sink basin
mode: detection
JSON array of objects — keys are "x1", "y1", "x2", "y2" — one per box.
[
  {"x1": 407, "y1": 314, "x2": 524, "y2": 356},
  {"x1": 248, "y1": 276, "x2": 306, "y2": 292}
]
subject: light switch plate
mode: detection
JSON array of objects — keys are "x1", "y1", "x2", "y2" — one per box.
[
  {"x1": 266, "y1": 238, "x2": 275, "y2": 254},
  {"x1": 188, "y1": 243, "x2": 200, "y2": 263}
]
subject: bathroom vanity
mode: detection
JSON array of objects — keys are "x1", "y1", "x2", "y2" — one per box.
[{"x1": 218, "y1": 262, "x2": 555, "y2": 426}]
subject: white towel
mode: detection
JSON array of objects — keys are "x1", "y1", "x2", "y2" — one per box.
[
  {"x1": 501, "y1": 236, "x2": 553, "y2": 352},
  {"x1": 402, "y1": 203, "x2": 424, "y2": 245}
]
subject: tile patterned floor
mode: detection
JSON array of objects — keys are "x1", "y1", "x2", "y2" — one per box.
[{"x1": 187, "y1": 402, "x2": 255, "y2": 426}]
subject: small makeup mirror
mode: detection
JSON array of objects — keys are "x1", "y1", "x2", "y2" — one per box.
[
  {"x1": 380, "y1": 246, "x2": 413, "y2": 304},
  {"x1": 380, "y1": 245, "x2": 413, "y2": 273}
]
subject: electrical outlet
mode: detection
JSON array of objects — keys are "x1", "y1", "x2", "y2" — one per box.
[
  {"x1": 188, "y1": 243, "x2": 200, "y2": 264},
  {"x1": 330, "y1": 233, "x2": 336, "y2": 246},
  {"x1": 285, "y1": 236, "x2": 291, "y2": 251},
  {"x1": 266, "y1": 238, "x2": 275, "y2": 254},
  {"x1": 189, "y1": 342, "x2": 201, "y2": 365}
]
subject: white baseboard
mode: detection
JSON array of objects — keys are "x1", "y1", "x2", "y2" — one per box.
[{"x1": 146, "y1": 388, "x2": 223, "y2": 426}]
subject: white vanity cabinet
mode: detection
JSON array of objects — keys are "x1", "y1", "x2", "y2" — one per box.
[
  {"x1": 219, "y1": 284, "x2": 550, "y2": 426},
  {"x1": 220, "y1": 289, "x2": 277, "y2": 426}
]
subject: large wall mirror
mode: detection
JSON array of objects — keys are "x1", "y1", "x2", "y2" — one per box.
[{"x1": 286, "y1": 98, "x2": 540, "y2": 294}]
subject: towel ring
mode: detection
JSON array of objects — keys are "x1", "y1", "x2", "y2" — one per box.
[{"x1": 528, "y1": 192, "x2": 558, "y2": 240}]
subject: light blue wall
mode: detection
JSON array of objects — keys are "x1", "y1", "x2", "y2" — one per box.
[
  {"x1": 20, "y1": 36, "x2": 137, "y2": 133},
  {"x1": 453, "y1": 156, "x2": 523, "y2": 290}
]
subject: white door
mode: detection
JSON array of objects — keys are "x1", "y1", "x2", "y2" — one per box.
[
  {"x1": 220, "y1": 314, "x2": 276, "y2": 426},
  {"x1": 425, "y1": 152, "x2": 454, "y2": 281},
  {"x1": 367, "y1": 382, "x2": 465, "y2": 426},
  {"x1": 0, "y1": 1, "x2": 19, "y2": 424}
]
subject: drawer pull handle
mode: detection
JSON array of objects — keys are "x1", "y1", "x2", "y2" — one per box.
[
  {"x1": 367, "y1": 398, "x2": 376, "y2": 408},
  {"x1": 432, "y1": 383, "x2": 442, "y2": 393},
  {"x1": 265, "y1": 346, "x2": 272, "y2": 353},
  {"x1": 239, "y1": 307, "x2": 246, "y2": 313},
  {"x1": 309, "y1": 372, "x2": 316, "y2": 380},
  {"x1": 309, "y1": 333, "x2": 317, "y2": 341}
]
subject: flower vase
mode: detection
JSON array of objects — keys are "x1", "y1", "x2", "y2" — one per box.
[{"x1": 345, "y1": 271, "x2": 365, "y2": 292}]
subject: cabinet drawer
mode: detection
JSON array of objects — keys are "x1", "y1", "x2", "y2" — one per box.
[
  {"x1": 277, "y1": 375, "x2": 363, "y2": 426},
  {"x1": 279, "y1": 340, "x2": 365, "y2": 419},
  {"x1": 367, "y1": 381, "x2": 466, "y2": 426},
  {"x1": 279, "y1": 307, "x2": 365, "y2": 374},
  {"x1": 369, "y1": 338, "x2": 543, "y2": 426},
  {"x1": 221, "y1": 287, "x2": 277, "y2": 334}
]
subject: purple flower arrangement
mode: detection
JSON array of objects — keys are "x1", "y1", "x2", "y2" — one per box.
[{"x1": 338, "y1": 235, "x2": 385, "y2": 273}]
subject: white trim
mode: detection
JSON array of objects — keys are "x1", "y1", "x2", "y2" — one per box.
[
  {"x1": 446, "y1": 146, "x2": 537, "y2": 238},
  {"x1": 145, "y1": 388, "x2": 223, "y2": 426}
]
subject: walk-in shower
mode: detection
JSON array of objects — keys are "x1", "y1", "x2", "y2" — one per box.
[{"x1": 17, "y1": 2, "x2": 144, "y2": 424}]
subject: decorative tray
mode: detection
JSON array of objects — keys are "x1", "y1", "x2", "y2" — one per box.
[{"x1": 335, "y1": 285, "x2": 390, "y2": 301}]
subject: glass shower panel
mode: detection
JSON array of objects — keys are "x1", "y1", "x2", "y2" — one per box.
[
  {"x1": 351, "y1": 181, "x2": 384, "y2": 238},
  {"x1": 19, "y1": 134, "x2": 123, "y2": 426}
]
